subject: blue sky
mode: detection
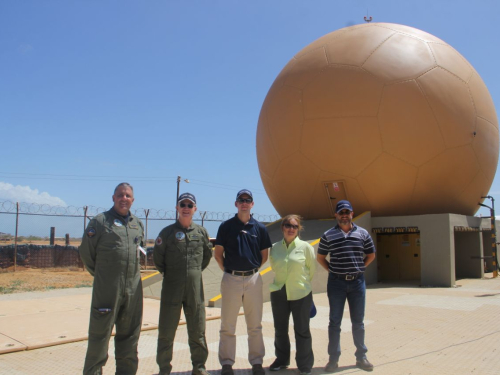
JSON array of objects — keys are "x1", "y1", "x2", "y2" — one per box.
[{"x1": 1, "y1": 0, "x2": 499, "y2": 235}]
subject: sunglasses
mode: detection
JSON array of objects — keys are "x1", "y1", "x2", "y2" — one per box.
[
  {"x1": 338, "y1": 210, "x2": 351, "y2": 215},
  {"x1": 179, "y1": 203, "x2": 194, "y2": 208},
  {"x1": 284, "y1": 223, "x2": 299, "y2": 230},
  {"x1": 237, "y1": 198, "x2": 253, "y2": 204}
]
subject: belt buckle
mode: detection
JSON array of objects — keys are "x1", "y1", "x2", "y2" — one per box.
[{"x1": 345, "y1": 274, "x2": 354, "y2": 281}]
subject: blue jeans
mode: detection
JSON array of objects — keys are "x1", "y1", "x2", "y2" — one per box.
[{"x1": 327, "y1": 273, "x2": 367, "y2": 362}]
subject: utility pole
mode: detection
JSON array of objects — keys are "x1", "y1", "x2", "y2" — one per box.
[
  {"x1": 176, "y1": 176, "x2": 181, "y2": 220},
  {"x1": 175, "y1": 176, "x2": 190, "y2": 220}
]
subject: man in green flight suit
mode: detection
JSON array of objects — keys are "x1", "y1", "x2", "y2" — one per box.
[
  {"x1": 79, "y1": 182, "x2": 145, "y2": 375},
  {"x1": 153, "y1": 192, "x2": 213, "y2": 375}
]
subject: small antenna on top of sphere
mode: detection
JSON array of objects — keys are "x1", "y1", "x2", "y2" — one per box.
[{"x1": 364, "y1": 9, "x2": 372, "y2": 23}]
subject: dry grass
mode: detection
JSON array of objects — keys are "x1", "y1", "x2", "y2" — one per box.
[
  {"x1": 1, "y1": 240, "x2": 80, "y2": 246},
  {"x1": 0, "y1": 267, "x2": 93, "y2": 294}
]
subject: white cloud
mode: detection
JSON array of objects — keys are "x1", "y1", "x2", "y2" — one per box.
[{"x1": 0, "y1": 182, "x2": 66, "y2": 206}]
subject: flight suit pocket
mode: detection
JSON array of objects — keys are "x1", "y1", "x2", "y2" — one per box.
[
  {"x1": 164, "y1": 238, "x2": 185, "y2": 267},
  {"x1": 99, "y1": 224, "x2": 125, "y2": 260},
  {"x1": 188, "y1": 237, "x2": 203, "y2": 268},
  {"x1": 89, "y1": 307, "x2": 115, "y2": 336}
]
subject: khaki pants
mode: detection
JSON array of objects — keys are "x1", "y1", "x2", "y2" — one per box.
[{"x1": 218, "y1": 272, "x2": 265, "y2": 366}]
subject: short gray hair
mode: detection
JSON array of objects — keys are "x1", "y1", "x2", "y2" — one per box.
[{"x1": 114, "y1": 182, "x2": 134, "y2": 194}]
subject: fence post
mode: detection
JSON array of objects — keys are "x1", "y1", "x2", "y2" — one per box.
[
  {"x1": 14, "y1": 202, "x2": 19, "y2": 272},
  {"x1": 84, "y1": 206, "x2": 88, "y2": 230},
  {"x1": 144, "y1": 209, "x2": 150, "y2": 269},
  {"x1": 50, "y1": 227, "x2": 55, "y2": 246},
  {"x1": 65, "y1": 234, "x2": 70, "y2": 246},
  {"x1": 82, "y1": 206, "x2": 88, "y2": 271},
  {"x1": 50, "y1": 227, "x2": 56, "y2": 266},
  {"x1": 201, "y1": 211, "x2": 206, "y2": 227}
]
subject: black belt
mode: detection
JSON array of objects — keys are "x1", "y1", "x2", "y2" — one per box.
[
  {"x1": 331, "y1": 273, "x2": 361, "y2": 281},
  {"x1": 225, "y1": 268, "x2": 259, "y2": 276}
]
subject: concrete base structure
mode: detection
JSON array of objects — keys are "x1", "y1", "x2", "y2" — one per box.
[{"x1": 372, "y1": 213, "x2": 498, "y2": 287}]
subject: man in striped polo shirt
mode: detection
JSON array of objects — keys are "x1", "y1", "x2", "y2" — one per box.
[{"x1": 317, "y1": 200, "x2": 376, "y2": 372}]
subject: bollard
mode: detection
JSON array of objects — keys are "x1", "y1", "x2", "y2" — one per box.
[
  {"x1": 65, "y1": 234, "x2": 70, "y2": 246},
  {"x1": 50, "y1": 227, "x2": 55, "y2": 246}
]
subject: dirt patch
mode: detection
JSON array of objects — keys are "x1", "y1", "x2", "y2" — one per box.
[{"x1": 0, "y1": 267, "x2": 93, "y2": 294}]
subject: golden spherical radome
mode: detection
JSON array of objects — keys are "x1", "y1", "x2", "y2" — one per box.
[{"x1": 257, "y1": 23, "x2": 498, "y2": 219}]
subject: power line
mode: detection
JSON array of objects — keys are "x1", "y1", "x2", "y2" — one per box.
[
  {"x1": 0, "y1": 172, "x2": 176, "y2": 180},
  {"x1": 0, "y1": 173, "x2": 267, "y2": 193},
  {"x1": 189, "y1": 179, "x2": 267, "y2": 193},
  {"x1": 0, "y1": 176, "x2": 176, "y2": 182}
]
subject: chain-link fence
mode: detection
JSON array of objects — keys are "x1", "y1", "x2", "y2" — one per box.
[{"x1": 0, "y1": 200, "x2": 280, "y2": 272}]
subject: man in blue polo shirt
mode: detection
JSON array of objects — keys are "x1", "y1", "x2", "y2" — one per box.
[
  {"x1": 317, "y1": 200, "x2": 376, "y2": 372},
  {"x1": 214, "y1": 189, "x2": 272, "y2": 375}
]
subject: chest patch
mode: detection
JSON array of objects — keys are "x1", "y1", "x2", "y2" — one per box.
[
  {"x1": 175, "y1": 231, "x2": 186, "y2": 241},
  {"x1": 129, "y1": 223, "x2": 138, "y2": 229},
  {"x1": 113, "y1": 219, "x2": 123, "y2": 227}
]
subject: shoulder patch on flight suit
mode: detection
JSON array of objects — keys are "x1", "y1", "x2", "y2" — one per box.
[
  {"x1": 156, "y1": 236, "x2": 163, "y2": 245},
  {"x1": 175, "y1": 232, "x2": 186, "y2": 241},
  {"x1": 87, "y1": 228, "x2": 96, "y2": 238}
]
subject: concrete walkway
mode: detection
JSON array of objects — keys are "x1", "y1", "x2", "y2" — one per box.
[{"x1": 1, "y1": 276, "x2": 500, "y2": 374}]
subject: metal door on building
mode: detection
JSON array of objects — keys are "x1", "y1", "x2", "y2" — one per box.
[
  {"x1": 377, "y1": 233, "x2": 421, "y2": 281},
  {"x1": 323, "y1": 181, "x2": 348, "y2": 217}
]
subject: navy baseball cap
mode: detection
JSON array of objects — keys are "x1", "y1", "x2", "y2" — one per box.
[
  {"x1": 336, "y1": 200, "x2": 353, "y2": 213},
  {"x1": 236, "y1": 189, "x2": 253, "y2": 200},
  {"x1": 178, "y1": 192, "x2": 196, "y2": 204}
]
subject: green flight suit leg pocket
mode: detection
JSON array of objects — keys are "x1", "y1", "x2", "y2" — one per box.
[{"x1": 83, "y1": 308, "x2": 115, "y2": 375}]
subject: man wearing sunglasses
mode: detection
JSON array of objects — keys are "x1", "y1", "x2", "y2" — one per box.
[
  {"x1": 214, "y1": 189, "x2": 272, "y2": 375},
  {"x1": 153, "y1": 193, "x2": 213, "y2": 375},
  {"x1": 317, "y1": 200, "x2": 376, "y2": 372}
]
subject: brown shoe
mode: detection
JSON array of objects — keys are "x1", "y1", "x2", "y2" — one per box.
[
  {"x1": 325, "y1": 361, "x2": 338, "y2": 373},
  {"x1": 356, "y1": 358, "x2": 374, "y2": 371}
]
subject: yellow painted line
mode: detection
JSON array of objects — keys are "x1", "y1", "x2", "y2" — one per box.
[
  {"x1": 260, "y1": 266, "x2": 272, "y2": 275},
  {"x1": 210, "y1": 294, "x2": 222, "y2": 303},
  {"x1": 310, "y1": 238, "x2": 320, "y2": 246},
  {"x1": 141, "y1": 271, "x2": 160, "y2": 281}
]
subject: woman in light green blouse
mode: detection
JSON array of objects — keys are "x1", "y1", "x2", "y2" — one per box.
[{"x1": 269, "y1": 215, "x2": 316, "y2": 375}]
